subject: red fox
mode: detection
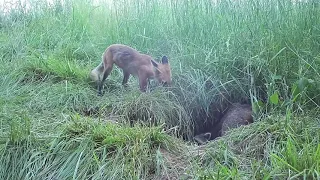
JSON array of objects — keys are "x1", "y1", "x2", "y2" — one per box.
[{"x1": 90, "y1": 44, "x2": 172, "y2": 95}]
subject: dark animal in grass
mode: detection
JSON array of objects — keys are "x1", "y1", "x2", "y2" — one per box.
[
  {"x1": 220, "y1": 103, "x2": 253, "y2": 136},
  {"x1": 193, "y1": 132, "x2": 211, "y2": 145}
]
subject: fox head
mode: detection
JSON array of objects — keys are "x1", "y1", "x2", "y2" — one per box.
[
  {"x1": 151, "y1": 56, "x2": 172, "y2": 86},
  {"x1": 193, "y1": 132, "x2": 211, "y2": 145}
]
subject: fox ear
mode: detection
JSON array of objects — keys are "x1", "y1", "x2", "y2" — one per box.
[
  {"x1": 204, "y1": 132, "x2": 211, "y2": 140},
  {"x1": 151, "y1": 59, "x2": 158, "y2": 67},
  {"x1": 161, "y1": 56, "x2": 168, "y2": 64}
]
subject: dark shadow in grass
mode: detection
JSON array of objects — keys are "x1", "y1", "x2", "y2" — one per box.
[
  {"x1": 95, "y1": 80, "x2": 125, "y2": 95},
  {"x1": 19, "y1": 68, "x2": 50, "y2": 84},
  {"x1": 79, "y1": 106, "x2": 100, "y2": 117},
  {"x1": 192, "y1": 102, "x2": 253, "y2": 145}
]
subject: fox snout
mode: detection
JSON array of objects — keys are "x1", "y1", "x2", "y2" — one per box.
[{"x1": 159, "y1": 73, "x2": 172, "y2": 87}]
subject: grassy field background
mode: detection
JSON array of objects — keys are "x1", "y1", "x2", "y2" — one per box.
[{"x1": 0, "y1": 0, "x2": 319, "y2": 179}]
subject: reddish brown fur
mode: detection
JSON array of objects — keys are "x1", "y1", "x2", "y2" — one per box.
[{"x1": 90, "y1": 44, "x2": 172, "y2": 95}]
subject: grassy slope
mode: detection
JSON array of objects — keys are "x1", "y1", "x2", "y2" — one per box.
[{"x1": 0, "y1": 0, "x2": 319, "y2": 179}]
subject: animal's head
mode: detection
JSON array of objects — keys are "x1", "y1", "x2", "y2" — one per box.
[
  {"x1": 151, "y1": 56, "x2": 172, "y2": 86},
  {"x1": 193, "y1": 132, "x2": 211, "y2": 145}
]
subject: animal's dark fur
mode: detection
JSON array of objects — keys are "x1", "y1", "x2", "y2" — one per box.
[{"x1": 220, "y1": 103, "x2": 253, "y2": 135}]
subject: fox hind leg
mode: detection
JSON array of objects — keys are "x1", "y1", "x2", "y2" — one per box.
[{"x1": 122, "y1": 71, "x2": 130, "y2": 87}]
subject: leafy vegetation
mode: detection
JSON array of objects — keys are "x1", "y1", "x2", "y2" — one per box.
[{"x1": 0, "y1": 0, "x2": 319, "y2": 179}]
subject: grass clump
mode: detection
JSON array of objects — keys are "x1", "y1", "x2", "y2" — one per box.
[
  {"x1": 21, "y1": 55, "x2": 91, "y2": 84},
  {"x1": 63, "y1": 114, "x2": 171, "y2": 149},
  {"x1": 104, "y1": 89, "x2": 193, "y2": 139},
  {"x1": 24, "y1": 81, "x2": 98, "y2": 112},
  {"x1": 0, "y1": 115, "x2": 186, "y2": 179}
]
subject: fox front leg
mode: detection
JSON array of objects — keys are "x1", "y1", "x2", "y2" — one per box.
[{"x1": 138, "y1": 77, "x2": 148, "y2": 92}]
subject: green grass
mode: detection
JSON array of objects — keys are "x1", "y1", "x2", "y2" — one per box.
[
  {"x1": 0, "y1": 116, "x2": 185, "y2": 179},
  {"x1": 0, "y1": 0, "x2": 320, "y2": 179},
  {"x1": 192, "y1": 115, "x2": 320, "y2": 179}
]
